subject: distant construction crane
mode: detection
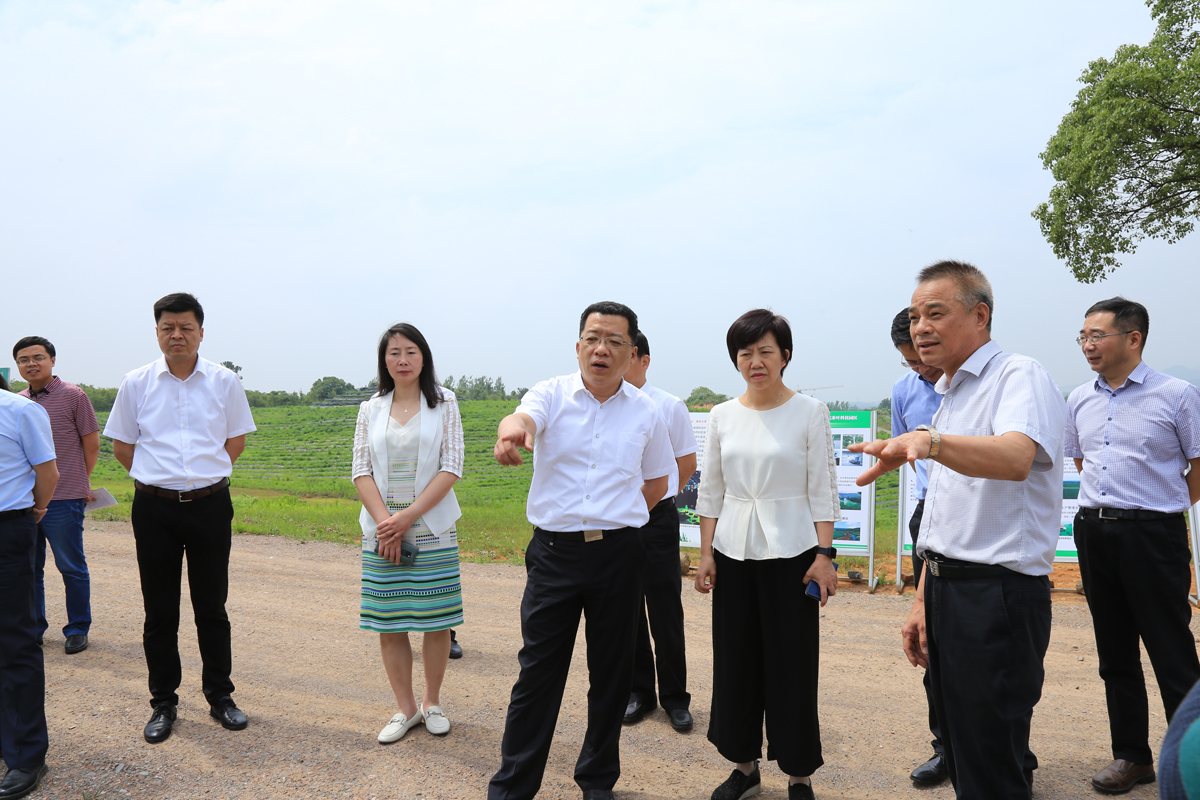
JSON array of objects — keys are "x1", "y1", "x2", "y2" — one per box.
[{"x1": 796, "y1": 384, "x2": 843, "y2": 395}]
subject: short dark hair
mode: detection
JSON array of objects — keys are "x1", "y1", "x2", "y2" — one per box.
[
  {"x1": 375, "y1": 323, "x2": 443, "y2": 409},
  {"x1": 579, "y1": 301, "x2": 638, "y2": 343},
  {"x1": 153, "y1": 293, "x2": 205, "y2": 326},
  {"x1": 1085, "y1": 296, "x2": 1149, "y2": 348},
  {"x1": 916, "y1": 260, "x2": 994, "y2": 332},
  {"x1": 634, "y1": 331, "x2": 650, "y2": 358},
  {"x1": 890, "y1": 308, "x2": 912, "y2": 348},
  {"x1": 726, "y1": 309, "x2": 792, "y2": 375},
  {"x1": 13, "y1": 336, "x2": 55, "y2": 361}
]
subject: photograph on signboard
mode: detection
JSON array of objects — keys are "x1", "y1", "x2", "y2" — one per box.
[
  {"x1": 839, "y1": 492, "x2": 862, "y2": 510},
  {"x1": 834, "y1": 521, "x2": 861, "y2": 541}
]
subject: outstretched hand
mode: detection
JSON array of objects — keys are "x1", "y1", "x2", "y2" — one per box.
[
  {"x1": 848, "y1": 430, "x2": 932, "y2": 486},
  {"x1": 494, "y1": 419, "x2": 535, "y2": 466}
]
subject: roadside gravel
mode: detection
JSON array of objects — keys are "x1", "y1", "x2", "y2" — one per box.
[{"x1": 29, "y1": 520, "x2": 1170, "y2": 799}]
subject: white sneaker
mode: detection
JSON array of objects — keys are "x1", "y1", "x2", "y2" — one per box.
[
  {"x1": 377, "y1": 711, "x2": 423, "y2": 743},
  {"x1": 421, "y1": 704, "x2": 450, "y2": 736}
]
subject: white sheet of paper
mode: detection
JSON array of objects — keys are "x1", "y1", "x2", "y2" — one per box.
[{"x1": 84, "y1": 487, "x2": 118, "y2": 513}]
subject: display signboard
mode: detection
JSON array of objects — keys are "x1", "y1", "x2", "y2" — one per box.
[
  {"x1": 0, "y1": 367, "x2": 8, "y2": 384},
  {"x1": 676, "y1": 412, "x2": 707, "y2": 548},
  {"x1": 898, "y1": 459, "x2": 1082, "y2": 563}
]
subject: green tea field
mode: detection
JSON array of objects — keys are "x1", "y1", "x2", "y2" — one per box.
[{"x1": 89, "y1": 402, "x2": 899, "y2": 574}]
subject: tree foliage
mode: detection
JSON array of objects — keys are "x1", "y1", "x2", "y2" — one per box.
[
  {"x1": 1033, "y1": 0, "x2": 1200, "y2": 282},
  {"x1": 686, "y1": 386, "x2": 729, "y2": 407},
  {"x1": 306, "y1": 376, "x2": 358, "y2": 402},
  {"x1": 220, "y1": 361, "x2": 243, "y2": 379},
  {"x1": 441, "y1": 375, "x2": 526, "y2": 401}
]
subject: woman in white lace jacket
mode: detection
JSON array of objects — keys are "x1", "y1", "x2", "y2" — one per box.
[
  {"x1": 694, "y1": 309, "x2": 840, "y2": 800},
  {"x1": 351, "y1": 323, "x2": 464, "y2": 744}
]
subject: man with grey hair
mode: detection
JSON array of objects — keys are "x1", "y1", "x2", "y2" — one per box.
[{"x1": 851, "y1": 260, "x2": 1066, "y2": 800}]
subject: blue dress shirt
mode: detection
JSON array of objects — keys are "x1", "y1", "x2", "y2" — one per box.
[
  {"x1": 0, "y1": 390, "x2": 56, "y2": 512},
  {"x1": 891, "y1": 370, "x2": 941, "y2": 500},
  {"x1": 1065, "y1": 361, "x2": 1200, "y2": 513}
]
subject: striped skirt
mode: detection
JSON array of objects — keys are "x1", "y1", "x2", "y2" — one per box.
[{"x1": 360, "y1": 542, "x2": 464, "y2": 633}]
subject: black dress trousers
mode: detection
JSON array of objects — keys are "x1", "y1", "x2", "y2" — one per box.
[
  {"x1": 709, "y1": 548, "x2": 823, "y2": 778},
  {"x1": 630, "y1": 498, "x2": 690, "y2": 712},
  {"x1": 487, "y1": 527, "x2": 645, "y2": 800},
  {"x1": 908, "y1": 499, "x2": 943, "y2": 755},
  {"x1": 0, "y1": 512, "x2": 47, "y2": 771},
  {"x1": 1075, "y1": 511, "x2": 1200, "y2": 765},
  {"x1": 131, "y1": 487, "x2": 236, "y2": 707},
  {"x1": 925, "y1": 566, "x2": 1050, "y2": 800}
]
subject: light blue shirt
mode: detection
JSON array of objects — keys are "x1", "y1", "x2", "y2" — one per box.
[
  {"x1": 891, "y1": 370, "x2": 941, "y2": 499},
  {"x1": 1065, "y1": 361, "x2": 1200, "y2": 513},
  {"x1": 0, "y1": 390, "x2": 56, "y2": 512}
]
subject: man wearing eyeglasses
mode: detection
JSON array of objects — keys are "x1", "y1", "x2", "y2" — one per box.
[
  {"x1": 13, "y1": 336, "x2": 100, "y2": 658},
  {"x1": 1065, "y1": 297, "x2": 1200, "y2": 795},
  {"x1": 887, "y1": 309, "x2": 948, "y2": 787},
  {"x1": 488, "y1": 301, "x2": 674, "y2": 800}
]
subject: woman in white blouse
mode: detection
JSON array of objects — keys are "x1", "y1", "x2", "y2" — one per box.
[
  {"x1": 694, "y1": 309, "x2": 840, "y2": 800},
  {"x1": 352, "y1": 323, "x2": 465, "y2": 743}
]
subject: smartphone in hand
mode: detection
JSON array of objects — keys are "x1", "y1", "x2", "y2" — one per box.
[{"x1": 805, "y1": 561, "x2": 838, "y2": 600}]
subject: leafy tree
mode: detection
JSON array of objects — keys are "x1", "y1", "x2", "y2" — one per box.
[
  {"x1": 79, "y1": 384, "x2": 118, "y2": 412},
  {"x1": 1033, "y1": 0, "x2": 1200, "y2": 282},
  {"x1": 220, "y1": 361, "x2": 243, "y2": 380},
  {"x1": 827, "y1": 400, "x2": 854, "y2": 411},
  {"x1": 245, "y1": 390, "x2": 303, "y2": 408},
  {"x1": 306, "y1": 376, "x2": 358, "y2": 402},
  {"x1": 686, "y1": 386, "x2": 729, "y2": 407},
  {"x1": 878, "y1": 397, "x2": 892, "y2": 412}
]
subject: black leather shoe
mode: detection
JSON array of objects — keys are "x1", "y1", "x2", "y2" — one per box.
[
  {"x1": 623, "y1": 696, "x2": 653, "y2": 725},
  {"x1": 581, "y1": 791, "x2": 614, "y2": 800},
  {"x1": 209, "y1": 696, "x2": 248, "y2": 731},
  {"x1": 787, "y1": 783, "x2": 815, "y2": 800},
  {"x1": 64, "y1": 634, "x2": 88, "y2": 654},
  {"x1": 0, "y1": 764, "x2": 47, "y2": 799},
  {"x1": 669, "y1": 708, "x2": 694, "y2": 732},
  {"x1": 449, "y1": 630, "x2": 463, "y2": 660},
  {"x1": 910, "y1": 753, "x2": 948, "y2": 785},
  {"x1": 143, "y1": 703, "x2": 176, "y2": 744}
]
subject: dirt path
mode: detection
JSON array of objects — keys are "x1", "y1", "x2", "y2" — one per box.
[{"x1": 32, "y1": 520, "x2": 1173, "y2": 799}]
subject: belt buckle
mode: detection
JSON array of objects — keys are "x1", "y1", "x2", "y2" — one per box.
[
  {"x1": 584, "y1": 529, "x2": 603, "y2": 542},
  {"x1": 928, "y1": 560, "x2": 940, "y2": 577},
  {"x1": 178, "y1": 490, "x2": 193, "y2": 503},
  {"x1": 1098, "y1": 508, "x2": 1116, "y2": 520}
]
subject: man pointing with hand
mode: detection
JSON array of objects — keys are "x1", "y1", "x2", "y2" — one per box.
[{"x1": 850, "y1": 261, "x2": 1065, "y2": 800}]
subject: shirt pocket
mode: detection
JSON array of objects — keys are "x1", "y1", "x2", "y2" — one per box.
[{"x1": 615, "y1": 433, "x2": 647, "y2": 479}]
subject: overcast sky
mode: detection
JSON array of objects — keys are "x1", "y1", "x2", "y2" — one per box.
[{"x1": 2, "y1": 0, "x2": 1195, "y2": 404}]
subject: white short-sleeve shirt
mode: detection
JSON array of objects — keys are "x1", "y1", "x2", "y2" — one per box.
[
  {"x1": 517, "y1": 372, "x2": 674, "y2": 532},
  {"x1": 637, "y1": 381, "x2": 699, "y2": 501},
  {"x1": 918, "y1": 340, "x2": 1066, "y2": 576},
  {"x1": 104, "y1": 356, "x2": 257, "y2": 491}
]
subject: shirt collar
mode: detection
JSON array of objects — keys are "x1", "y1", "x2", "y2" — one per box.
[
  {"x1": 570, "y1": 370, "x2": 632, "y2": 403},
  {"x1": 27, "y1": 375, "x2": 61, "y2": 398},
  {"x1": 154, "y1": 355, "x2": 207, "y2": 381},
  {"x1": 1091, "y1": 359, "x2": 1148, "y2": 393},
  {"x1": 935, "y1": 339, "x2": 1001, "y2": 396}
]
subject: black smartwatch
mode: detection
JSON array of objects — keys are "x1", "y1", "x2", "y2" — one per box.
[{"x1": 815, "y1": 546, "x2": 837, "y2": 559}]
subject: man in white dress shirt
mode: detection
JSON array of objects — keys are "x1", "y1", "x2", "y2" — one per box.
[
  {"x1": 852, "y1": 261, "x2": 1066, "y2": 800},
  {"x1": 488, "y1": 302, "x2": 674, "y2": 800},
  {"x1": 621, "y1": 331, "x2": 698, "y2": 734},
  {"x1": 104, "y1": 293, "x2": 257, "y2": 745}
]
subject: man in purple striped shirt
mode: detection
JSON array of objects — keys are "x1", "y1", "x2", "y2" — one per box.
[
  {"x1": 1065, "y1": 298, "x2": 1200, "y2": 795},
  {"x1": 14, "y1": 336, "x2": 100, "y2": 656}
]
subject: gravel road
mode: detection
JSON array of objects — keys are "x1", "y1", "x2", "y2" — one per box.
[{"x1": 27, "y1": 520, "x2": 1172, "y2": 799}]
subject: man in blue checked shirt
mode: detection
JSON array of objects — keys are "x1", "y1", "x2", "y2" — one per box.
[
  {"x1": 1066, "y1": 297, "x2": 1200, "y2": 795},
  {"x1": 888, "y1": 307, "x2": 947, "y2": 787}
]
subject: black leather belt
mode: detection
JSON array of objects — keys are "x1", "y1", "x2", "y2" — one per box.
[
  {"x1": 652, "y1": 497, "x2": 679, "y2": 514},
  {"x1": 535, "y1": 526, "x2": 632, "y2": 543},
  {"x1": 924, "y1": 552, "x2": 1013, "y2": 579},
  {"x1": 135, "y1": 477, "x2": 230, "y2": 502},
  {"x1": 0, "y1": 507, "x2": 32, "y2": 522},
  {"x1": 1078, "y1": 506, "x2": 1184, "y2": 521}
]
